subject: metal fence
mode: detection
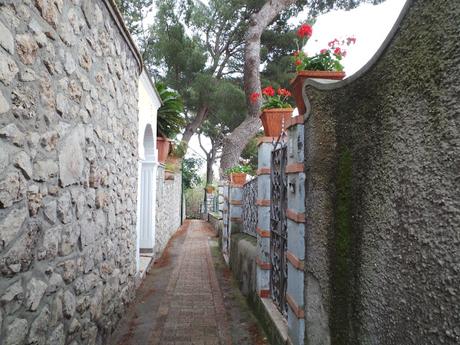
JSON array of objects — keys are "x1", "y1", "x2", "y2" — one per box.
[
  {"x1": 242, "y1": 177, "x2": 258, "y2": 237},
  {"x1": 270, "y1": 145, "x2": 288, "y2": 316}
]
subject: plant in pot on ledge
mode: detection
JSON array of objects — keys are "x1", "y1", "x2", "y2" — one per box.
[
  {"x1": 250, "y1": 86, "x2": 293, "y2": 138},
  {"x1": 165, "y1": 141, "x2": 187, "y2": 180},
  {"x1": 226, "y1": 165, "x2": 252, "y2": 185},
  {"x1": 205, "y1": 184, "x2": 215, "y2": 194},
  {"x1": 290, "y1": 23, "x2": 356, "y2": 115},
  {"x1": 156, "y1": 82, "x2": 185, "y2": 163}
]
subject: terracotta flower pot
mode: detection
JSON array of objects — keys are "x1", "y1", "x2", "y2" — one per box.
[
  {"x1": 205, "y1": 186, "x2": 215, "y2": 193},
  {"x1": 290, "y1": 70, "x2": 345, "y2": 116},
  {"x1": 260, "y1": 108, "x2": 294, "y2": 137},
  {"x1": 156, "y1": 137, "x2": 171, "y2": 163},
  {"x1": 230, "y1": 173, "x2": 247, "y2": 185}
]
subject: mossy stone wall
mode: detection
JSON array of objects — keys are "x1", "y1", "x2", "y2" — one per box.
[{"x1": 303, "y1": 0, "x2": 459, "y2": 344}]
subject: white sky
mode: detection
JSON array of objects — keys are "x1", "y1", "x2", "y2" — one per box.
[{"x1": 173, "y1": 0, "x2": 407, "y2": 178}]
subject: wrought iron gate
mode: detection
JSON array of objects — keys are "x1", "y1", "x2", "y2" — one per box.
[
  {"x1": 242, "y1": 178, "x2": 258, "y2": 237},
  {"x1": 270, "y1": 145, "x2": 288, "y2": 316}
]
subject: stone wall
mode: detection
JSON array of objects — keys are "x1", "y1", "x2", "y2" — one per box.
[
  {"x1": 302, "y1": 0, "x2": 459, "y2": 344},
  {"x1": 0, "y1": 1, "x2": 141, "y2": 344},
  {"x1": 154, "y1": 166, "x2": 183, "y2": 258}
]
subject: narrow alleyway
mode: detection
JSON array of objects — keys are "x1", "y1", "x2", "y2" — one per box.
[{"x1": 110, "y1": 220, "x2": 267, "y2": 345}]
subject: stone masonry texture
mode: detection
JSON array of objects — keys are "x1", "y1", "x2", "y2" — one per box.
[
  {"x1": 154, "y1": 166, "x2": 182, "y2": 259},
  {"x1": 303, "y1": 0, "x2": 459, "y2": 344},
  {"x1": 0, "y1": 1, "x2": 141, "y2": 344}
]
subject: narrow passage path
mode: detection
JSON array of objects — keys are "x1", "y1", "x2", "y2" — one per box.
[{"x1": 111, "y1": 220, "x2": 267, "y2": 345}]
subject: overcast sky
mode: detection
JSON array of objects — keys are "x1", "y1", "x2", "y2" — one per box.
[{"x1": 176, "y1": 0, "x2": 407, "y2": 176}]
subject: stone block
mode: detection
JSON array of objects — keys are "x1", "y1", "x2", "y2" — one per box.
[
  {"x1": 26, "y1": 278, "x2": 47, "y2": 311},
  {"x1": 0, "y1": 50, "x2": 18, "y2": 87},
  {"x1": 0, "y1": 20, "x2": 14, "y2": 54},
  {"x1": 0, "y1": 203, "x2": 28, "y2": 249},
  {"x1": 5, "y1": 318, "x2": 28, "y2": 345},
  {"x1": 58, "y1": 126, "x2": 85, "y2": 187}
]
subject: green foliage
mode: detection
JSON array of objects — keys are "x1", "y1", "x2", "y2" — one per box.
[
  {"x1": 240, "y1": 132, "x2": 263, "y2": 172},
  {"x1": 294, "y1": 48, "x2": 345, "y2": 72},
  {"x1": 182, "y1": 157, "x2": 203, "y2": 190},
  {"x1": 170, "y1": 140, "x2": 188, "y2": 158},
  {"x1": 155, "y1": 82, "x2": 186, "y2": 138},
  {"x1": 114, "y1": 0, "x2": 153, "y2": 48},
  {"x1": 225, "y1": 164, "x2": 252, "y2": 175}
]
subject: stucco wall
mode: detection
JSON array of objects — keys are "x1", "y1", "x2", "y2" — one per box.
[
  {"x1": 154, "y1": 166, "x2": 182, "y2": 258},
  {"x1": 302, "y1": 0, "x2": 459, "y2": 344},
  {"x1": 0, "y1": 1, "x2": 141, "y2": 344}
]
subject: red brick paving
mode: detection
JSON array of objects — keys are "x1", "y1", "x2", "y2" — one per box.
[{"x1": 149, "y1": 220, "x2": 231, "y2": 345}]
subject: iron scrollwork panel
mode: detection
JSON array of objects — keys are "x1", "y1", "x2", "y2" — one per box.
[
  {"x1": 242, "y1": 178, "x2": 258, "y2": 237},
  {"x1": 270, "y1": 146, "x2": 288, "y2": 316}
]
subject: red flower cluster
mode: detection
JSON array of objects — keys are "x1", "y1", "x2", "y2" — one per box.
[
  {"x1": 262, "y1": 86, "x2": 275, "y2": 97},
  {"x1": 295, "y1": 59, "x2": 302, "y2": 66},
  {"x1": 347, "y1": 37, "x2": 356, "y2": 45},
  {"x1": 297, "y1": 24, "x2": 312, "y2": 38},
  {"x1": 250, "y1": 92, "x2": 260, "y2": 103},
  {"x1": 328, "y1": 38, "x2": 339, "y2": 47},
  {"x1": 277, "y1": 88, "x2": 291, "y2": 97},
  {"x1": 320, "y1": 49, "x2": 328, "y2": 54}
]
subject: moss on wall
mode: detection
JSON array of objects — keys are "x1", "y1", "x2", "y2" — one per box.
[{"x1": 330, "y1": 148, "x2": 354, "y2": 345}]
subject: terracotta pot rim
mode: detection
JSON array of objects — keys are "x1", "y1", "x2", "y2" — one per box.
[
  {"x1": 157, "y1": 137, "x2": 172, "y2": 142},
  {"x1": 261, "y1": 107, "x2": 294, "y2": 113},
  {"x1": 290, "y1": 70, "x2": 346, "y2": 84}
]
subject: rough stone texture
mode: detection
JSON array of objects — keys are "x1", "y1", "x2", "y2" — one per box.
[
  {"x1": 0, "y1": 1, "x2": 140, "y2": 344},
  {"x1": 302, "y1": 1, "x2": 459, "y2": 344},
  {"x1": 154, "y1": 166, "x2": 183, "y2": 258}
]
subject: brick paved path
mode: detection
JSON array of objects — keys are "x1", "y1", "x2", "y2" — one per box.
[
  {"x1": 112, "y1": 220, "x2": 268, "y2": 345},
  {"x1": 149, "y1": 220, "x2": 231, "y2": 345}
]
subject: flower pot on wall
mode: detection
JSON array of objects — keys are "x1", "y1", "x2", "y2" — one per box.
[
  {"x1": 205, "y1": 186, "x2": 215, "y2": 193},
  {"x1": 230, "y1": 172, "x2": 247, "y2": 185},
  {"x1": 290, "y1": 70, "x2": 345, "y2": 116},
  {"x1": 260, "y1": 108, "x2": 294, "y2": 137},
  {"x1": 156, "y1": 137, "x2": 171, "y2": 163}
]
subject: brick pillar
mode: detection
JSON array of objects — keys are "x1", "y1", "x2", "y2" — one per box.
[
  {"x1": 255, "y1": 137, "x2": 276, "y2": 298},
  {"x1": 285, "y1": 116, "x2": 306, "y2": 345}
]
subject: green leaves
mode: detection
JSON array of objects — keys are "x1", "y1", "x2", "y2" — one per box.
[
  {"x1": 225, "y1": 164, "x2": 253, "y2": 175},
  {"x1": 155, "y1": 82, "x2": 186, "y2": 139}
]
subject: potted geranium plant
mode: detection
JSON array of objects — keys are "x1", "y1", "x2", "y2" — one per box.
[
  {"x1": 205, "y1": 184, "x2": 215, "y2": 193},
  {"x1": 290, "y1": 23, "x2": 356, "y2": 114},
  {"x1": 226, "y1": 165, "x2": 252, "y2": 185},
  {"x1": 250, "y1": 86, "x2": 293, "y2": 137}
]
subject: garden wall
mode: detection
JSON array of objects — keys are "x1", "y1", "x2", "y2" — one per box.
[
  {"x1": 301, "y1": 0, "x2": 459, "y2": 344},
  {"x1": 154, "y1": 166, "x2": 183, "y2": 258},
  {"x1": 0, "y1": 1, "x2": 142, "y2": 344}
]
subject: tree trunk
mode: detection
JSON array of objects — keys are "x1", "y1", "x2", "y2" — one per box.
[
  {"x1": 220, "y1": 116, "x2": 262, "y2": 176},
  {"x1": 182, "y1": 105, "x2": 209, "y2": 144},
  {"x1": 220, "y1": 0, "x2": 296, "y2": 175}
]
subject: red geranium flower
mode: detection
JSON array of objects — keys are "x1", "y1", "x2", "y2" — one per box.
[
  {"x1": 334, "y1": 47, "x2": 342, "y2": 56},
  {"x1": 250, "y1": 92, "x2": 260, "y2": 103},
  {"x1": 320, "y1": 49, "x2": 328, "y2": 54},
  {"x1": 297, "y1": 24, "x2": 312, "y2": 38},
  {"x1": 277, "y1": 88, "x2": 291, "y2": 97},
  {"x1": 295, "y1": 59, "x2": 302, "y2": 66},
  {"x1": 347, "y1": 37, "x2": 356, "y2": 45},
  {"x1": 328, "y1": 38, "x2": 339, "y2": 47},
  {"x1": 262, "y1": 86, "x2": 275, "y2": 97}
]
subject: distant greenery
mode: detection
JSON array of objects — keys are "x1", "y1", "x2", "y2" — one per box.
[
  {"x1": 156, "y1": 82, "x2": 185, "y2": 139},
  {"x1": 182, "y1": 157, "x2": 203, "y2": 190}
]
